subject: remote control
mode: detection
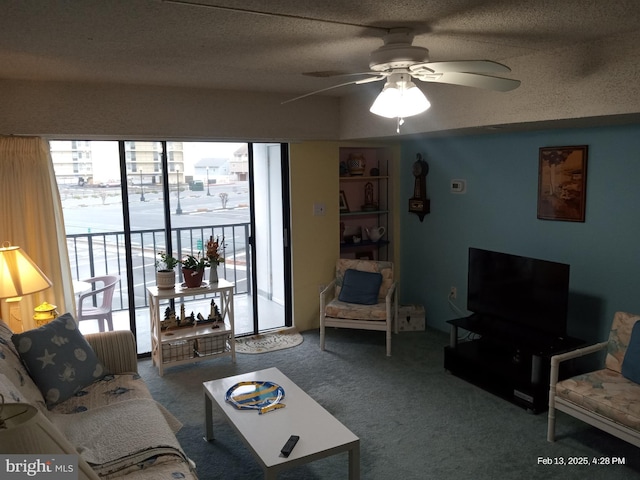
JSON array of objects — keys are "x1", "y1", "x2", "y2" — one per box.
[{"x1": 280, "y1": 435, "x2": 299, "y2": 457}]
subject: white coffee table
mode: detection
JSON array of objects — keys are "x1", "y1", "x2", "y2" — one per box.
[{"x1": 203, "y1": 367, "x2": 360, "y2": 479}]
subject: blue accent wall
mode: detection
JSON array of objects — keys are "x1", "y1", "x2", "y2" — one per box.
[{"x1": 400, "y1": 123, "x2": 640, "y2": 343}]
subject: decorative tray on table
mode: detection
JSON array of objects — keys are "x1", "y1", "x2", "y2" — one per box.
[{"x1": 225, "y1": 381, "x2": 285, "y2": 414}]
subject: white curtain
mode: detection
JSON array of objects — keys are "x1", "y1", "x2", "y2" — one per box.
[{"x1": 0, "y1": 136, "x2": 74, "y2": 331}]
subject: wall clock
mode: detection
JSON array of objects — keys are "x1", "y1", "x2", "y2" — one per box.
[{"x1": 409, "y1": 153, "x2": 430, "y2": 221}]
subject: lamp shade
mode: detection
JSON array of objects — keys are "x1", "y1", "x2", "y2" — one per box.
[
  {"x1": 0, "y1": 402, "x2": 99, "y2": 480},
  {"x1": 0, "y1": 403, "x2": 73, "y2": 454},
  {"x1": 0, "y1": 243, "x2": 52, "y2": 299},
  {"x1": 370, "y1": 73, "x2": 431, "y2": 119}
]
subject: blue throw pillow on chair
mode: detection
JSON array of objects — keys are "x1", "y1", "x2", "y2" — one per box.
[
  {"x1": 622, "y1": 320, "x2": 640, "y2": 384},
  {"x1": 338, "y1": 269, "x2": 383, "y2": 305}
]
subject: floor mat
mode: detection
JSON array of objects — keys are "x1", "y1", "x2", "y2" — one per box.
[{"x1": 235, "y1": 328, "x2": 304, "y2": 354}]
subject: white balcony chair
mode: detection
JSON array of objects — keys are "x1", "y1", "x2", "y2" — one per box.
[{"x1": 77, "y1": 275, "x2": 120, "y2": 332}]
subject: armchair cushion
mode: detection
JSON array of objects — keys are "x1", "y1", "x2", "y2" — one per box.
[
  {"x1": 325, "y1": 299, "x2": 389, "y2": 321},
  {"x1": 338, "y1": 269, "x2": 382, "y2": 305},
  {"x1": 605, "y1": 311, "x2": 637, "y2": 373},
  {"x1": 556, "y1": 368, "x2": 640, "y2": 430},
  {"x1": 12, "y1": 313, "x2": 107, "y2": 407},
  {"x1": 622, "y1": 320, "x2": 640, "y2": 384}
]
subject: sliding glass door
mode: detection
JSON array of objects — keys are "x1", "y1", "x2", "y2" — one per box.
[
  {"x1": 50, "y1": 140, "x2": 291, "y2": 352},
  {"x1": 245, "y1": 143, "x2": 291, "y2": 334}
]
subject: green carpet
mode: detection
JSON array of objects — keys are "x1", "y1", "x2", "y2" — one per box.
[{"x1": 138, "y1": 328, "x2": 640, "y2": 480}]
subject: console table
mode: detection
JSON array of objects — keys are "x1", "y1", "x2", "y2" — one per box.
[
  {"x1": 444, "y1": 315, "x2": 586, "y2": 413},
  {"x1": 148, "y1": 279, "x2": 235, "y2": 376}
]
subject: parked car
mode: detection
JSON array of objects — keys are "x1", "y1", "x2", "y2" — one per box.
[
  {"x1": 99, "y1": 179, "x2": 120, "y2": 188},
  {"x1": 189, "y1": 180, "x2": 204, "y2": 191}
]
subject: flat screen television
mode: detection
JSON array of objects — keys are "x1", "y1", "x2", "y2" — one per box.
[{"x1": 467, "y1": 248, "x2": 570, "y2": 338}]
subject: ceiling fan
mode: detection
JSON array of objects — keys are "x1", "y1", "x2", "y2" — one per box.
[
  {"x1": 161, "y1": 2, "x2": 520, "y2": 127},
  {"x1": 285, "y1": 28, "x2": 520, "y2": 125}
]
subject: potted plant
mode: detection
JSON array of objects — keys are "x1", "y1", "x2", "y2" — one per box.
[
  {"x1": 206, "y1": 236, "x2": 225, "y2": 283},
  {"x1": 155, "y1": 252, "x2": 180, "y2": 289},
  {"x1": 181, "y1": 252, "x2": 210, "y2": 288}
]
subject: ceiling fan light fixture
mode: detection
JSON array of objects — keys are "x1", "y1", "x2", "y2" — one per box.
[{"x1": 369, "y1": 74, "x2": 430, "y2": 119}]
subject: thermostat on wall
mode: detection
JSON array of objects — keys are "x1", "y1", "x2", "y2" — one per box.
[{"x1": 451, "y1": 179, "x2": 466, "y2": 194}]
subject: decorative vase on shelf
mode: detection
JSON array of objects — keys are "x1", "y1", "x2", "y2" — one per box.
[
  {"x1": 347, "y1": 153, "x2": 366, "y2": 176},
  {"x1": 210, "y1": 265, "x2": 219, "y2": 283},
  {"x1": 156, "y1": 270, "x2": 176, "y2": 290},
  {"x1": 182, "y1": 268, "x2": 204, "y2": 288}
]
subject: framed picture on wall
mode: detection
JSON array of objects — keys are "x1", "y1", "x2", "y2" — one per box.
[
  {"x1": 537, "y1": 145, "x2": 588, "y2": 222},
  {"x1": 339, "y1": 190, "x2": 350, "y2": 213}
]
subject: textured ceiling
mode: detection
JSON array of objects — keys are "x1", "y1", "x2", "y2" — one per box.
[{"x1": 2, "y1": 0, "x2": 640, "y2": 102}]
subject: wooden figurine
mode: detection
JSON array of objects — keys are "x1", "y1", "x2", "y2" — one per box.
[
  {"x1": 161, "y1": 307, "x2": 179, "y2": 329},
  {"x1": 210, "y1": 301, "x2": 222, "y2": 323}
]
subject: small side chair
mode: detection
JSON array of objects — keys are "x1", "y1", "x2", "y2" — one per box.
[
  {"x1": 320, "y1": 259, "x2": 398, "y2": 356},
  {"x1": 77, "y1": 275, "x2": 120, "y2": 332}
]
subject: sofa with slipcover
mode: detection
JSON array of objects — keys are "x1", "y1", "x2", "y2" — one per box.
[{"x1": 0, "y1": 313, "x2": 198, "y2": 479}]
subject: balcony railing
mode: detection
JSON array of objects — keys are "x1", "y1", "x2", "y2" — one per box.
[{"x1": 66, "y1": 223, "x2": 251, "y2": 312}]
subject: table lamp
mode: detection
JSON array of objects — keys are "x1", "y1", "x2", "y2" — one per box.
[{"x1": 0, "y1": 242, "x2": 52, "y2": 332}]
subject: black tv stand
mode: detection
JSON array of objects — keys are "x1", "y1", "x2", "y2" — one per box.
[{"x1": 444, "y1": 315, "x2": 585, "y2": 413}]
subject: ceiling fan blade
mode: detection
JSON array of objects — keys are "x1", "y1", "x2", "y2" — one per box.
[
  {"x1": 414, "y1": 71, "x2": 520, "y2": 92},
  {"x1": 303, "y1": 71, "x2": 380, "y2": 78},
  {"x1": 282, "y1": 76, "x2": 385, "y2": 104},
  {"x1": 163, "y1": 0, "x2": 389, "y2": 31},
  {"x1": 410, "y1": 60, "x2": 512, "y2": 75}
]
